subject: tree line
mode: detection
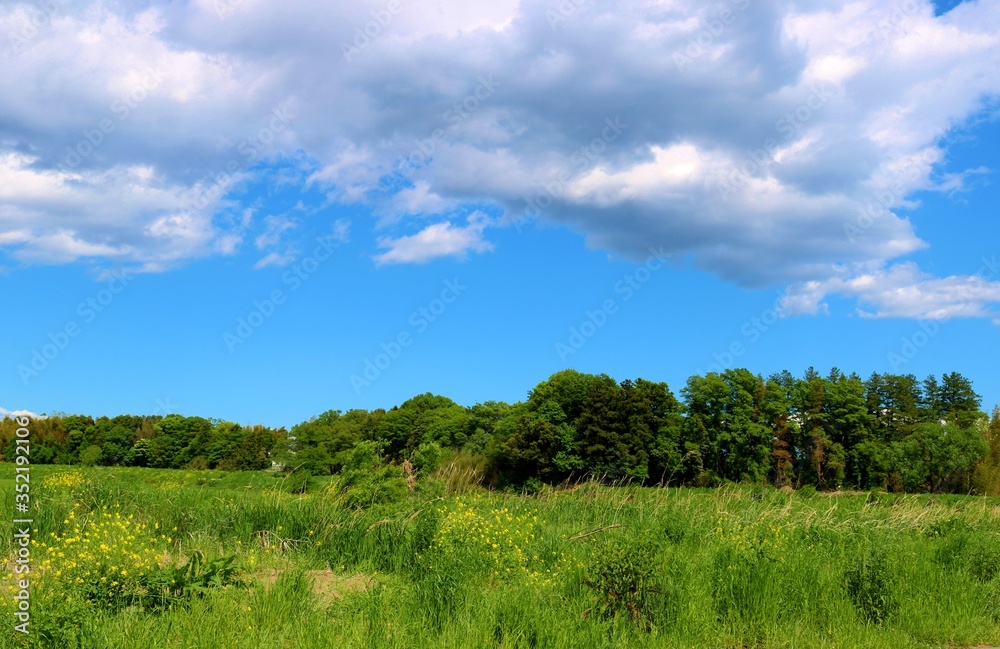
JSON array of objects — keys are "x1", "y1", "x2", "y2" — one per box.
[
  {"x1": 0, "y1": 414, "x2": 282, "y2": 471},
  {"x1": 3, "y1": 368, "x2": 999, "y2": 494}
]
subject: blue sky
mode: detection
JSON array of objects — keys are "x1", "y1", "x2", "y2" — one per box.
[{"x1": 1, "y1": 0, "x2": 999, "y2": 427}]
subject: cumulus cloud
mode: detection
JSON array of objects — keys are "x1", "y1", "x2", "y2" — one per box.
[
  {"x1": 1, "y1": 0, "x2": 1000, "y2": 320},
  {"x1": 374, "y1": 212, "x2": 493, "y2": 265},
  {"x1": 782, "y1": 258, "x2": 1000, "y2": 321},
  {"x1": 0, "y1": 407, "x2": 43, "y2": 419}
]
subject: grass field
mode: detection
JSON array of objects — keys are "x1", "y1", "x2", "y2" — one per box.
[{"x1": 1, "y1": 463, "x2": 999, "y2": 648}]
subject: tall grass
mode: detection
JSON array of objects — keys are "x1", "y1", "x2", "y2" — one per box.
[{"x1": 0, "y1": 464, "x2": 998, "y2": 648}]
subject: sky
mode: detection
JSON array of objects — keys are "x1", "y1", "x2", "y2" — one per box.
[{"x1": 1, "y1": 0, "x2": 999, "y2": 428}]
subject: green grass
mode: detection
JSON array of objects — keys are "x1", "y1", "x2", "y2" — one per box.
[{"x1": 1, "y1": 464, "x2": 999, "y2": 648}]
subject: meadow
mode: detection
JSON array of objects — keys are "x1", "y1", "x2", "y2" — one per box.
[{"x1": 2, "y1": 463, "x2": 999, "y2": 648}]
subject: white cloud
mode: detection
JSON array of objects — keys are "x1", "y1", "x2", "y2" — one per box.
[
  {"x1": 380, "y1": 181, "x2": 456, "y2": 221},
  {"x1": 253, "y1": 250, "x2": 297, "y2": 269},
  {"x1": 374, "y1": 212, "x2": 493, "y2": 265},
  {"x1": 782, "y1": 260, "x2": 1000, "y2": 321},
  {"x1": 0, "y1": 407, "x2": 43, "y2": 419},
  {"x1": 1, "y1": 0, "x2": 1000, "y2": 321},
  {"x1": 254, "y1": 215, "x2": 297, "y2": 250}
]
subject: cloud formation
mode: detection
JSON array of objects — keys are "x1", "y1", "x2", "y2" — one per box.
[
  {"x1": 2, "y1": 0, "x2": 999, "y2": 319},
  {"x1": 374, "y1": 212, "x2": 494, "y2": 265}
]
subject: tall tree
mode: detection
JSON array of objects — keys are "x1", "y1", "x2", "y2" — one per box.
[
  {"x1": 764, "y1": 371, "x2": 798, "y2": 487},
  {"x1": 937, "y1": 372, "x2": 983, "y2": 428},
  {"x1": 576, "y1": 376, "x2": 651, "y2": 480},
  {"x1": 972, "y1": 407, "x2": 1000, "y2": 495}
]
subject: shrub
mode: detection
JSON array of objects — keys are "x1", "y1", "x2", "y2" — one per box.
[
  {"x1": 412, "y1": 497, "x2": 564, "y2": 626},
  {"x1": 331, "y1": 441, "x2": 409, "y2": 508},
  {"x1": 967, "y1": 536, "x2": 1000, "y2": 583},
  {"x1": 79, "y1": 445, "x2": 103, "y2": 467},
  {"x1": 521, "y1": 477, "x2": 544, "y2": 496},
  {"x1": 797, "y1": 484, "x2": 817, "y2": 499},
  {"x1": 845, "y1": 544, "x2": 897, "y2": 625},
  {"x1": 412, "y1": 442, "x2": 445, "y2": 476},
  {"x1": 582, "y1": 539, "x2": 661, "y2": 629},
  {"x1": 711, "y1": 520, "x2": 792, "y2": 629},
  {"x1": 986, "y1": 579, "x2": 1000, "y2": 622}
]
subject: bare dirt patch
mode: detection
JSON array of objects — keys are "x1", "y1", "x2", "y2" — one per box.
[{"x1": 259, "y1": 569, "x2": 371, "y2": 606}]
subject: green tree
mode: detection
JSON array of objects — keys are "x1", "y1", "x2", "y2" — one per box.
[
  {"x1": 78, "y1": 444, "x2": 103, "y2": 466},
  {"x1": 526, "y1": 369, "x2": 604, "y2": 424},
  {"x1": 795, "y1": 369, "x2": 829, "y2": 487},
  {"x1": 937, "y1": 372, "x2": 983, "y2": 429},
  {"x1": 681, "y1": 370, "x2": 772, "y2": 483},
  {"x1": 146, "y1": 415, "x2": 212, "y2": 468},
  {"x1": 825, "y1": 374, "x2": 873, "y2": 488},
  {"x1": 681, "y1": 373, "x2": 730, "y2": 482},
  {"x1": 972, "y1": 407, "x2": 1000, "y2": 494},
  {"x1": 628, "y1": 379, "x2": 684, "y2": 484},
  {"x1": 100, "y1": 425, "x2": 134, "y2": 466},
  {"x1": 576, "y1": 376, "x2": 652, "y2": 481},
  {"x1": 890, "y1": 422, "x2": 989, "y2": 492},
  {"x1": 867, "y1": 373, "x2": 921, "y2": 443},
  {"x1": 764, "y1": 371, "x2": 798, "y2": 487},
  {"x1": 495, "y1": 412, "x2": 574, "y2": 484}
]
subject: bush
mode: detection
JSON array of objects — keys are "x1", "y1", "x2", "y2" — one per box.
[
  {"x1": 845, "y1": 544, "x2": 897, "y2": 625},
  {"x1": 521, "y1": 477, "x2": 544, "y2": 496},
  {"x1": 582, "y1": 539, "x2": 661, "y2": 629},
  {"x1": 967, "y1": 536, "x2": 1000, "y2": 583},
  {"x1": 986, "y1": 579, "x2": 1000, "y2": 622},
  {"x1": 318, "y1": 441, "x2": 410, "y2": 508},
  {"x1": 78, "y1": 445, "x2": 103, "y2": 467},
  {"x1": 412, "y1": 442, "x2": 445, "y2": 476},
  {"x1": 797, "y1": 484, "x2": 817, "y2": 499}
]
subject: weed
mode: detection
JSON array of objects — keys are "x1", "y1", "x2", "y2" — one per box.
[
  {"x1": 845, "y1": 544, "x2": 897, "y2": 625},
  {"x1": 582, "y1": 539, "x2": 661, "y2": 629}
]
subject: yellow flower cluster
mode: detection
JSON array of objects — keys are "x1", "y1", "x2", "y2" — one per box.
[
  {"x1": 157, "y1": 479, "x2": 184, "y2": 493},
  {"x1": 33, "y1": 506, "x2": 169, "y2": 603},
  {"x1": 714, "y1": 516, "x2": 793, "y2": 562},
  {"x1": 43, "y1": 470, "x2": 86, "y2": 490},
  {"x1": 429, "y1": 496, "x2": 567, "y2": 588}
]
